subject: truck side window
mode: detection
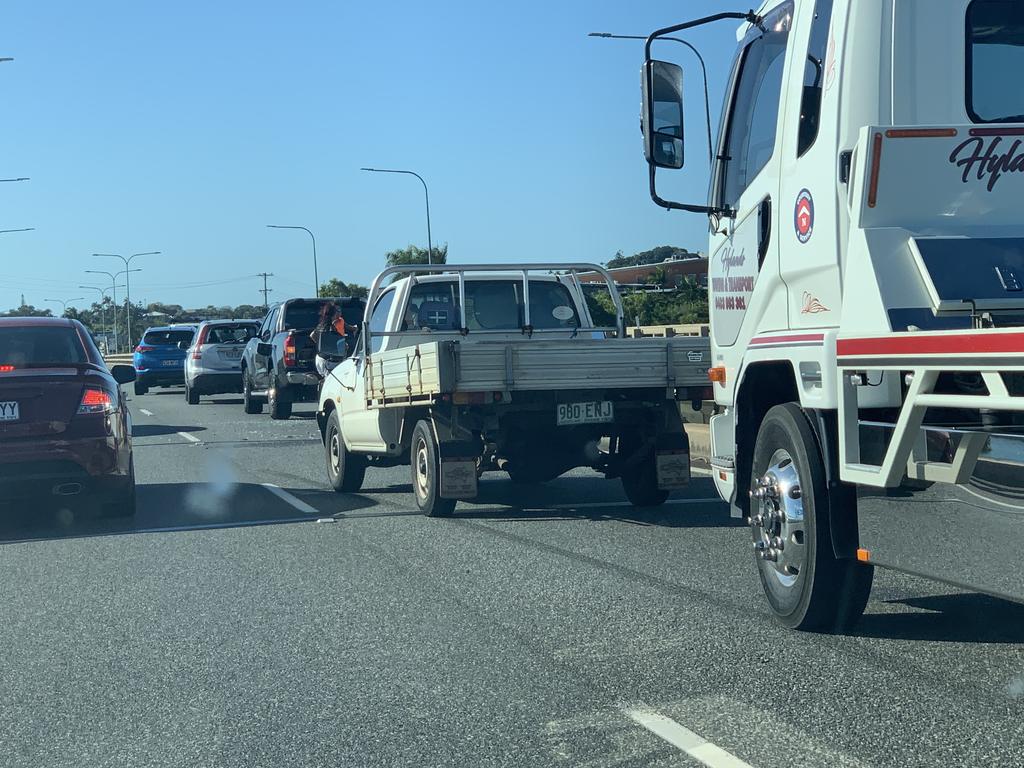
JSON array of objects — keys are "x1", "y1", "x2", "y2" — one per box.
[
  {"x1": 368, "y1": 290, "x2": 395, "y2": 354},
  {"x1": 261, "y1": 308, "x2": 278, "y2": 341},
  {"x1": 798, "y1": 0, "x2": 835, "y2": 156},
  {"x1": 717, "y1": 3, "x2": 792, "y2": 209},
  {"x1": 967, "y1": 0, "x2": 1024, "y2": 123}
]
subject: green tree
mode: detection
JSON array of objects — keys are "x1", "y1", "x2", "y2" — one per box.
[
  {"x1": 2, "y1": 303, "x2": 52, "y2": 318},
  {"x1": 606, "y1": 245, "x2": 695, "y2": 269},
  {"x1": 319, "y1": 278, "x2": 369, "y2": 299},
  {"x1": 385, "y1": 243, "x2": 448, "y2": 267}
]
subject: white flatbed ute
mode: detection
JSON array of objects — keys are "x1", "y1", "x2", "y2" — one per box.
[
  {"x1": 630, "y1": 0, "x2": 1024, "y2": 631},
  {"x1": 316, "y1": 263, "x2": 711, "y2": 516}
]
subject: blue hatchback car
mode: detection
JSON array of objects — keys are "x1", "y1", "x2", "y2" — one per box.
[{"x1": 133, "y1": 325, "x2": 196, "y2": 395}]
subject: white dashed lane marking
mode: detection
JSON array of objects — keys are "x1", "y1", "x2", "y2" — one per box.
[
  {"x1": 623, "y1": 707, "x2": 754, "y2": 768},
  {"x1": 177, "y1": 431, "x2": 201, "y2": 444},
  {"x1": 139, "y1": 409, "x2": 154, "y2": 416}
]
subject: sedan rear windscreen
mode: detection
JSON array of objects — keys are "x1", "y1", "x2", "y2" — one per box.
[
  {"x1": 203, "y1": 324, "x2": 257, "y2": 344},
  {"x1": 0, "y1": 326, "x2": 87, "y2": 366},
  {"x1": 143, "y1": 330, "x2": 194, "y2": 346}
]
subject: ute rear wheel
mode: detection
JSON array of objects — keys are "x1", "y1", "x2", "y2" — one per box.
[
  {"x1": 325, "y1": 410, "x2": 366, "y2": 492},
  {"x1": 412, "y1": 420, "x2": 455, "y2": 518},
  {"x1": 620, "y1": 435, "x2": 669, "y2": 507},
  {"x1": 751, "y1": 403, "x2": 873, "y2": 632},
  {"x1": 269, "y1": 386, "x2": 292, "y2": 420}
]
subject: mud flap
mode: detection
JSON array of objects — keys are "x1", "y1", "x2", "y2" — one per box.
[
  {"x1": 656, "y1": 431, "x2": 691, "y2": 489},
  {"x1": 439, "y1": 440, "x2": 479, "y2": 499}
]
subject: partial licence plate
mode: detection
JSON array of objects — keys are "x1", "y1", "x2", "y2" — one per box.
[
  {"x1": 557, "y1": 401, "x2": 614, "y2": 426},
  {"x1": 222, "y1": 350, "x2": 242, "y2": 360},
  {"x1": 0, "y1": 401, "x2": 19, "y2": 422},
  {"x1": 161, "y1": 359, "x2": 179, "y2": 367}
]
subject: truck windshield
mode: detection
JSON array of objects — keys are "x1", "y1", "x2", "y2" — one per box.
[
  {"x1": 968, "y1": 0, "x2": 1024, "y2": 123},
  {"x1": 402, "y1": 280, "x2": 581, "y2": 332}
]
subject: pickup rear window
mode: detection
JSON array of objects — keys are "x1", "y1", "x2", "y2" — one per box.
[
  {"x1": 0, "y1": 326, "x2": 87, "y2": 366},
  {"x1": 402, "y1": 280, "x2": 580, "y2": 332},
  {"x1": 142, "y1": 330, "x2": 194, "y2": 346},
  {"x1": 967, "y1": 0, "x2": 1024, "y2": 123},
  {"x1": 284, "y1": 301, "x2": 363, "y2": 332}
]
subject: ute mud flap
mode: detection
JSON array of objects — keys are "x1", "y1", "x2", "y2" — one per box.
[
  {"x1": 438, "y1": 440, "x2": 479, "y2": 499},
  {"x1": 656, "y1": 431, "x2": 691, "y2": 490}
]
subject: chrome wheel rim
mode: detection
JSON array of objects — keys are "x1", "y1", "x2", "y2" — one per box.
[
  {"x1": 414, "y1": 437, "x2": 429, "y2": 500},
  {"x1": 751, "y1": 449, "x2": 807, "y2": 589}
]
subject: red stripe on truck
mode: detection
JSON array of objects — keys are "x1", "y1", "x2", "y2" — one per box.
[
  {"x1": 750, "y1": 333, "x2": 825, "y2": 346},
  {"x1": 837, "y1": 333, "x2": 1024, "y2": 357}
]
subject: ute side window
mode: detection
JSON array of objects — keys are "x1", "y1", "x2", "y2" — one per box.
[
  {"x1": 967, "y1": 0, "x2": 1024, "y2": 123},
  {"x1": 798, "y1": 0, "x2": 835, "y2": 156},
  {"x1": 716, "y1": 3, "x2": 793, "y2": 210},
  {"x1": 368, "y1": 289, "x2": 396, "y2": 354}
]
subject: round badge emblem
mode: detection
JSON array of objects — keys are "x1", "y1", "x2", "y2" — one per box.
[{"x1": 795, "y1": 189, "x2": 814, "y2": 244}]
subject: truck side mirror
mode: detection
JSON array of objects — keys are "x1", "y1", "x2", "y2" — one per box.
[
  {"x1": 317, "y1": 331, "x2": 349, "y2": 362},
  {"x1": 641, "y1": 59, "x2": 685, "y2": 170},
  {"x1": 257, "y1": 342, "x2": 274, "y2": 357}
]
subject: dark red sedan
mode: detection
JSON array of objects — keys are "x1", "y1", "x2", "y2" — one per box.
[{"x1": 0, "y1": 317, "x2": 137, "y2": 516}]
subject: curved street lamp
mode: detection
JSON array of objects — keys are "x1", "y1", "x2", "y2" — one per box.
[
  {"x1": 44, "y1": 297, "x2": 85, "y2": 316},
  {"x1": 94, "y1": 251, "x2": 160, "y2": 349},
  {"x1": 266, "y1": 226, "x2": 318, "y2": 297},
  {"x1": 360, "y1": 168, "x2": 434, "y2": 264}
]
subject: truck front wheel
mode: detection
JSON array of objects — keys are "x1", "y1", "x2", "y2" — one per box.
[
  {"x1": 325, "y1": 410, "x2": 366, "y2": 493},
  {"x1": 412, "y1": 420, "x2": 455, "y2": 518},
  {"x1": 751, "y1": 403, "x2": 873, "y2": 632}
]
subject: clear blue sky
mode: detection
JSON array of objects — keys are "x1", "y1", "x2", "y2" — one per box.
[{"x1": 0, "y1": 0, "x2": 739, "y2": 311}]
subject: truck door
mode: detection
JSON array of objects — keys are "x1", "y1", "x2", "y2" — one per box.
[
  {"x1": 340, "y1": 289, "x2": 396, "y2": 453},
  {"x1": 254, "y1": 305, "x2": 279, "y2": 391},
  {"x1": 707, "y1": 3, "x2": 793, "y2": 375}
]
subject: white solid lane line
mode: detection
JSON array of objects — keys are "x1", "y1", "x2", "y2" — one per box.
[
  {"x1": 139, "y1": 409, "x2": 154, "y2": 416},
  {"x1": 623, "y1": 708, "x2": 753, "y2": 768},
  {"x1": 261, "y1": 483, "x2": 320, "y2": 515},
  {"x1": 177, "y1": 431, "x2": 201, "y2": 444}
]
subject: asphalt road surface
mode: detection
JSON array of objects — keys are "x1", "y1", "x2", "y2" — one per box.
[{"x1": 2, "y1": 387, "x2": 1024, "y2": 767}]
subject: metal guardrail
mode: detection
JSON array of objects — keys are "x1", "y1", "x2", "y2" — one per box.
[{"x1": 104, "y1": 354, "x2": 135, "y2": 365}]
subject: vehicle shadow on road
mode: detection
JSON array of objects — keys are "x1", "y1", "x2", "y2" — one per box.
[
  {"x1": 0, "y1": 481, "x2": 357, "y2": 544},
  {"x1": 855, "y1": 593, "x2": 1024, "y2": 643},
  {"x1": 133, "y1": 424, "x2": 207, "y2": 438}
]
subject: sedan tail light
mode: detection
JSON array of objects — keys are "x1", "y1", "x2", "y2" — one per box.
[
  {"x1": 284, "y1": 332, "x2": 296, "y2": 368},
  {"x1": 78, "y1": 387, "x2": 116, "y2": 415}
]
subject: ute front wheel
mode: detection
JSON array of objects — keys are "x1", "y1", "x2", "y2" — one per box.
[
  {"x1": 412, "y1": 420, "x2": 455, "y2": 518},
  {"x1": 751, "y1": 403, "x2": 873, "y2": 632},
  {"x1": 325, "y1": 410, "x2": 366, "y2": 493}
]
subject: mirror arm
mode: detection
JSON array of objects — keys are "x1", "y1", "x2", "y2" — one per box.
[
  {"x1": 648, "y1": 161, "x2": 733, "y2": 218},
  {"x1": 644, "y1": 10, "x2": 762, "y2": 58}
]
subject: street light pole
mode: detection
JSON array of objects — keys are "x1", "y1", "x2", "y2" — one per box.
[
  {"x1": 360, "y1": 168, "x2": 433, "y2": 264},
  {"x1": 0, "y1": 227, "x2": 35, "y2": 235},
  {"x1": 79, "y1": 284, "x2": 125, "y2": 344},
  {"x1": 44, "y1": 297, "x2": 85, "y2": 316},
  {"x1": 0, "y1": 178, "x2": 29, "y2": 183},
  {"x1": 94, "y1": 251, "x2": 160, "y2": 350},
  {"x1": 266, "y1": 226, "x2": 318, "y2": 296},
  {"x1": 588, "y1": 32, "x2": 714, "y2": 165},
  {"x1": 86, "y1": 271, "x2": 118, "y2": 352}
]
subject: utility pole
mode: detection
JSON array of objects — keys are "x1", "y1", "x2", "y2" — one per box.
[{"x1": 258, "y1": 272, "x2": 274, "y2": 310}]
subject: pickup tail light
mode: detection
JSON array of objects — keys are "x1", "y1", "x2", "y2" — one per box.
[
  {"x1": 77, "y1": 387, "x2": 116, "y2": 415},
  {"x1": 284, "y1": 332, "x2": 297, "y2": 368}
]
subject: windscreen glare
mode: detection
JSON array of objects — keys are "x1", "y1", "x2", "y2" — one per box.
[
  {"x1": 0, "y1": 326, "x2": 87, "y2": 366},
  {"x1": 143, "y1": 330, "x2": 195, "y2": 346},
  {"x1": 968, "y1": 0, "x2": 1024, "y2": 123}
]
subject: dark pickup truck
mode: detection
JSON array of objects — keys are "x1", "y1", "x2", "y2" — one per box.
[{"x1": 241, "y1": 297, "x2": 365, "y2": 420}]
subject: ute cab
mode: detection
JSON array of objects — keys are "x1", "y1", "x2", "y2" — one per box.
[{"x1": 635, "y1": 0, "x2": 1024, "y2": 630}]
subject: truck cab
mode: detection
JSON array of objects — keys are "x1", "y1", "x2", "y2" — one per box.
[{"x1": 636, "y1": 0, "x2": 1024, "y2": 630}]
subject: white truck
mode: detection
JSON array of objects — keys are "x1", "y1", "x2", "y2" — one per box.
[
  {"x1": 315, "y1": 264, "x2": 711, "y2": 516},
  {"x1": 636, "y1": 0, "x2": 1024, "y2": 631}
]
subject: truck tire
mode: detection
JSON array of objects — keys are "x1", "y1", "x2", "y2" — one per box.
[
  {"x1": 243, "y1": 371, "x2": 263, "y2": 414},
  {"x1": 751, "y1": 403, "x2": 873, "y2": 632},
  {"x1": 325, "y1": 410, "x2": 366, "y2": 493},
  {"x1": 134, "y1": 381, "x2": 148, "y2": 396},
  {"x1": 269, "y1": 386, "x2": 292, "y2": 420},
  {"x1": 412, "y1": 420, "x2": 455, "y2": 517},
  {"x1": 621, "y1": 440, "x2": 669, "y2": 507},
  {"x1": 186, "y1": 383, "x2": 200, "y2": 405}
]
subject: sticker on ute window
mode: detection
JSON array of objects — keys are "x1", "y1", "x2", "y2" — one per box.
[
  {"x1": 795, "y1": 189, "x2": 814, "y2": 244},
  {"x1": 551, "y1": 306, "x2": 574, "y2": 321}
]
